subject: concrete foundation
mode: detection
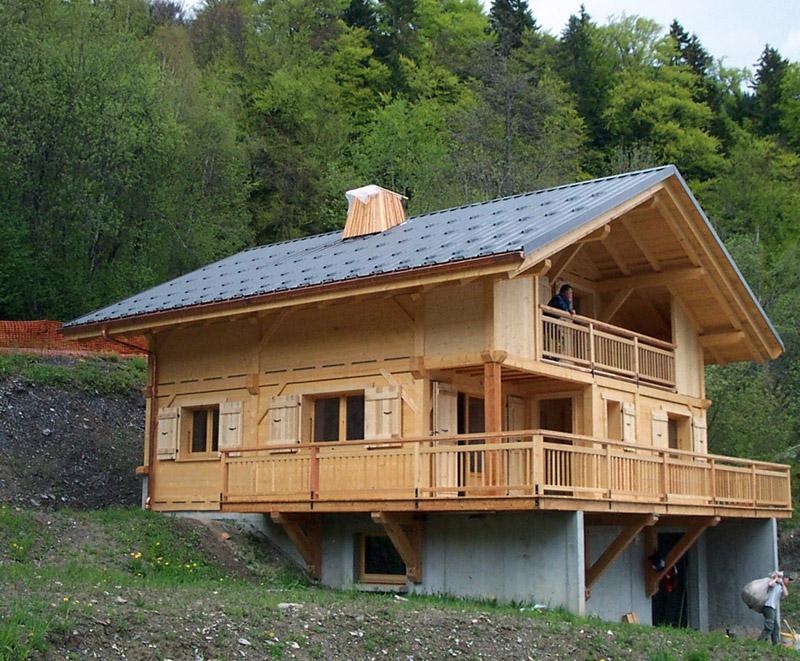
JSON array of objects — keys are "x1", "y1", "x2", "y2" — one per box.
[
  {"x1": 704, "y1": 518, "x2": 778, "y2": 634},
  {"x1": 170, "y1": 509, "x2": 779, "y2": 632}
]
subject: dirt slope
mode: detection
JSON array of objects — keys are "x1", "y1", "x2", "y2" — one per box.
[{"x1": 0, "y1": 360, "x2": 144, "y2": 510}]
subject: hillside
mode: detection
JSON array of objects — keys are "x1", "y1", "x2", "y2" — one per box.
[{"x1": 1, "y1": 353, "x2": 800, "y2": 660}]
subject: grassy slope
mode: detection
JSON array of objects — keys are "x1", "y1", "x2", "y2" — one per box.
[{"x1": 1, "y1": 507, "x2": 798, "y2": 661}]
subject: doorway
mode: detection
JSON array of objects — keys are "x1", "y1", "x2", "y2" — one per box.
[
  {"x1": 651, "y1": 532, "x2": 689, "y2": 627},
  {"x1": 539, "y1": 397, "x2": 573, "y2": 433}
]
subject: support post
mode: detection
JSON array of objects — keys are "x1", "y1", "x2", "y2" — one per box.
[
  {"x1": 483, "y1": 360, "x2": 503, "y2": 490},
  {"x1": 372, "y1": 512, "x2": 423, "y2": 583},
  {"x1": 645, "y1": 516, "x2": 720, "y2": 598},
  {"x1": 270, "y1": 513, "x2": 322, "y2": 580},
  {"x1": 585, "y1": 515, "x2": 658, "y2": 598}
]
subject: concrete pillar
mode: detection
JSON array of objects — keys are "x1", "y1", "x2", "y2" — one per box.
[{"x1": 704, "y1": 518, "x2": 777, "y2": 634}]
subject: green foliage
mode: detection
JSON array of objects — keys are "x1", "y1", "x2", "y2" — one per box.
[{"x1": 0, "y1": 354, "x2": 147, "y2": 395}]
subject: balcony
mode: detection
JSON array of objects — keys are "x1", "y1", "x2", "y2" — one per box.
[
  {"x1": 539, "y1": 305, "x2": 676, "y2": 388},
  {"x1": 220, "y1": 432, "x2": 791, "y2": 518}
]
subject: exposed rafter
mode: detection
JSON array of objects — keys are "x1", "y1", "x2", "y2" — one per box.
[
  {"x1": 599, "y1": 288, "x2": 634, "y2": 322},
  {"x1": 601, "y1": 238, "x2": 632, "y2": 276},
  {"x1": 595, "y1": 266, "x2": 704, "y2": 293},
  {"x1": 620, "y1": 217, "x2": 662, "y2": 272}
]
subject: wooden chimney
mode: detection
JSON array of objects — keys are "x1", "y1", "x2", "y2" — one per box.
[{"x1": 342, "y1": 185, "x2": 407, "y2": 239}]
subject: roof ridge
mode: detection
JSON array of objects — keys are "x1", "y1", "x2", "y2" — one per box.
[{"x1": 404, "y1": 165, "x2": 675, "y2": 223}]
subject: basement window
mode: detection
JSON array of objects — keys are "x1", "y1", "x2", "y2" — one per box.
[
  {"x1": 313, "y1": 394, "x2": 364, "y2": 442},
  {"x1": 188, "y1": 406, "x2": 220, "y2": 454},
  {"x1": 359, "y1": 534, "x2": 406, "y2": 585}
]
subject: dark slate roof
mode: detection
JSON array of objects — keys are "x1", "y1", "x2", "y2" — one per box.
[{"x1": 66, "y1": 165, "x2": 681, "y2": 328}]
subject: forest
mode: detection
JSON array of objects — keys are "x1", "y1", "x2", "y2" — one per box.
[{"x1": 0, "y1": 0, "x2": 799, "y2": 468}]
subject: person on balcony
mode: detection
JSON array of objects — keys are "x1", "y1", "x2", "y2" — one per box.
[
  {"x1": 758, "y1": 571, "x2": 792, "y2": 645},
  {"x1": 548, "y1": 284, "x2": 576, "y2": 316}
]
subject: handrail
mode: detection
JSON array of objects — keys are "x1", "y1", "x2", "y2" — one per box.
[
  {"x1": 220, "y1": 430, "x2": 792, "y2": 512},
  {"x1": 539, "y1": 305, "x2": 675, "y2": 350},
  {"x1": 219, "y1": 431, "x2": 792, "y2": 470}
]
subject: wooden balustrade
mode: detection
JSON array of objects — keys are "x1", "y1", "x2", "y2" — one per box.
[
  {"x1": 221, "y1": 431, "x2": 791, "y2": 513},
  {"x1": 540, "y1": 306, "x2": 676, "y2": 388}
]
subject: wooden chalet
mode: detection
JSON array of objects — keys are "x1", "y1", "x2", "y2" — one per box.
[{"x1": 64, "y1": 166, "x2": 790, "y2": 629}]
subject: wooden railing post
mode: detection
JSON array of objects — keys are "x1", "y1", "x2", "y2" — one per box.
[
  {"x1": 709, "y1": 458, "x2": 716, "y2": 506},
  {"x1": 221, "y1": 451, "x2": 229, "y2": 503},
  {"x1": 588, "y1": 322, "x2": 596, "y2": 371},
  {"x1": 633, "y1": 336, "x2": 640, "y2": 384},
  {"x1": 310, "y1": 446, "x2": 319, "y2": 501},
  {"x1": 750, "y1": 462, "x2": 758, "y2": 507},
  {"x1": 660, "y1": 451, "x2": 668, "y2": 504},
  {"x1": 413, "y1": 440, "x2": 421, "y2": 498},
  {"x1": 532, "y1": 434, "x2": 544, "y2": 495},
  {"x1": 605, "y1": 442, "x2": 612, "y2": 499}
]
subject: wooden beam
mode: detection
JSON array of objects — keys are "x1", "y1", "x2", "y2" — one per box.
[
  {"x1": 602, "y1": 238, "x2": 632, "y2": 276},
  {"x1": 270, "y1": 513, "x2": 322, "y2": 579},
  {"x1": 371, "y1": 512, "x2": 423, "y2": 583},
  {"x1": 510, "y1": 257, "x2": 551, "y2": 279},
  {"x1": 698, "y1": 330, "x2": 745, "y2": 348},
  {"x1": 621, "y1": 217, "x2": 662, "y2": 272},
  {"x1": 550, "y1": 245, "x2": 584, "y2": 282},
  {"x1": 586, "y1": 514, "x2": 657, "y2": 595},
  {"x1": 380, "y1": 369, "x2": 419, "y2": 413},
  {"x1": 580, "y1": 225, "x2": 612, "y2": 243},
  {"x1": 599, "y1": 288, "x2": 633, "y2": 323},
  {"x1": 594, "y1": 267, "x2": 704, "y2": 293},
  {"x1": 259, "y1": 311, "x2": 290, "y2": 353},
  {"x1": 668, "y1": 285, "x2": 705, "y2": 334},
  {"x1": 645, "y1": 516, "x2": 720, "y2": 598}
]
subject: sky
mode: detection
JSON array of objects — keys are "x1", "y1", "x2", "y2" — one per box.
[
  {"x1": 181, "y1": 0, "x2": 800, "y2": 72},
  {"x1": 531, "y1": 0, "x2": 800, "y2": 72}
]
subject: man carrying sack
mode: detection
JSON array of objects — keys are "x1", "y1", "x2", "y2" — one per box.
[{"x1": 757, "y1": 571, "x2": 793, "y2": 645}]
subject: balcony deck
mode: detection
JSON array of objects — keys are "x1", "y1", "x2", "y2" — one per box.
[
  {"x1": 220, "y1": 431, "x2": 791, "y2": 519},
  {"x1": 540, "y1": 306, "x2": 676, "y2": 388}
]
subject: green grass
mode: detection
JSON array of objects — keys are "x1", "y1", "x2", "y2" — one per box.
[{"x1": 0, "y1": 352, "x2": 146, "y2": 394}]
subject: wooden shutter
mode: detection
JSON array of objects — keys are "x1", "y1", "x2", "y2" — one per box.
[
  {"x1": 364, "y1": 385, "x2": 401, "y2": 440},
  {"x1": 505, "y1": 395, "x2": 525, "y2": 431},
  {"x1": 219, "y1": 401, "x2": 243, "y2": 450},
  {"x1": 622, "y1": 404, "x2": 636, "y2": 443},
  {"x1": 651, "y1": 409, "x2": 668, "y2": 449},
  {"x1": 432, "y1": 382, "x2": 458, "y2": 493},
  {"x1": 267, "y1": 395, "x2": 301, "y2": 445},
  {"x1": 692, "y1": 416, "x2": 708, "y2": 454},
  {"x1": 157, "y1": 407, "x2": 179, "y2": 461}
]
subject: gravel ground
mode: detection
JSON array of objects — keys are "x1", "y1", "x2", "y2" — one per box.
[{"x1": 0, "y1": 364, "x2": 144, "y2": 510}]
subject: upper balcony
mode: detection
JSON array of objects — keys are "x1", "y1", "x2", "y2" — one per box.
[{"x1": 539, "y1": 305, "x2": 676, "y2": 389}]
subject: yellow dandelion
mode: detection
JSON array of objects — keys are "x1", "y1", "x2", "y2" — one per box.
[{"x1": 270, "y1": 632, "x2": 275, "y2": 638}]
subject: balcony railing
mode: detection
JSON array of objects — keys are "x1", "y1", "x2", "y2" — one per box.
[
  {"x1": 539, "y1": 306, "x2": 676, "y2": 388},
  {"x1": 220, "y1": 432, "x2": 791, "y2": 513}
]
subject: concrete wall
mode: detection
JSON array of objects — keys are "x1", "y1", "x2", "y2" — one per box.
[
  {"x1": 173, "y1": 510, "x2": 778, "y2": 634},
  {"x1": 409, "y1": 511, "x2": 585, "y2": 614},
  {"x1": 585, "y1": 526, "x2": 652, "y2": 625},
  {"x1": 704, "y1": 518, "x2": 777, "y2": 634}
]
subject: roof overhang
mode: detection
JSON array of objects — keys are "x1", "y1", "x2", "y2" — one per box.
[{"x1": 62, "y1": 252, "x2": 523, "y2": 340}]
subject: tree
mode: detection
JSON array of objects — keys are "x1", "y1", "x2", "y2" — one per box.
[
  {"x1": 488, "y1": 0, "x2": 535, "y2": 56},
  {"x1": 752, "y1": 45, "x2": 789, "y2": 137},
  {"x1": 779, "y1": 63, "x2": 800, "y2": 151},
  {"x1": 555, "y1": 6, "x2": 614, "y2": 157}
]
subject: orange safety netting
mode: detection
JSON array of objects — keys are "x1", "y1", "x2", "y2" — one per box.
[{"x1": 0, "y1": 320, "x2": 147, "y2": 356}]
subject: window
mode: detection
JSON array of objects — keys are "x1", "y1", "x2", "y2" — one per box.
[
  {"x1": 359, "y1": 534, "x2": 405, "y2": 584},
  {"x1": 667, "y1": 414, "x2": 691, "y2": 451},
  {"x1": 313, "y1": 394, "x2": 364, "y2": 442},
  {"x1": 189, "y1": 406, "x2": 219, "y2": 454}
]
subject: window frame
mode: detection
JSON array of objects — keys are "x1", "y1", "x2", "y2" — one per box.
[
  {"x1": 310, "y1": 392, "x2": 365, "y2": 443},
  {"x1": 183, "y1": 404, "x2": 220, "y2": 457},
  {"x1": 358, "y1": 533, "x2": 406, "y2": 585}
]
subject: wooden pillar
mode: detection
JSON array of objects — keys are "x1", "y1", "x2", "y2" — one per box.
[
  {"x1": 484, "y1": 361, "x2": 503, "y2": 435},
  {"x1": 484, "y1": 358, "x2": 503, "y2": 490}
]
